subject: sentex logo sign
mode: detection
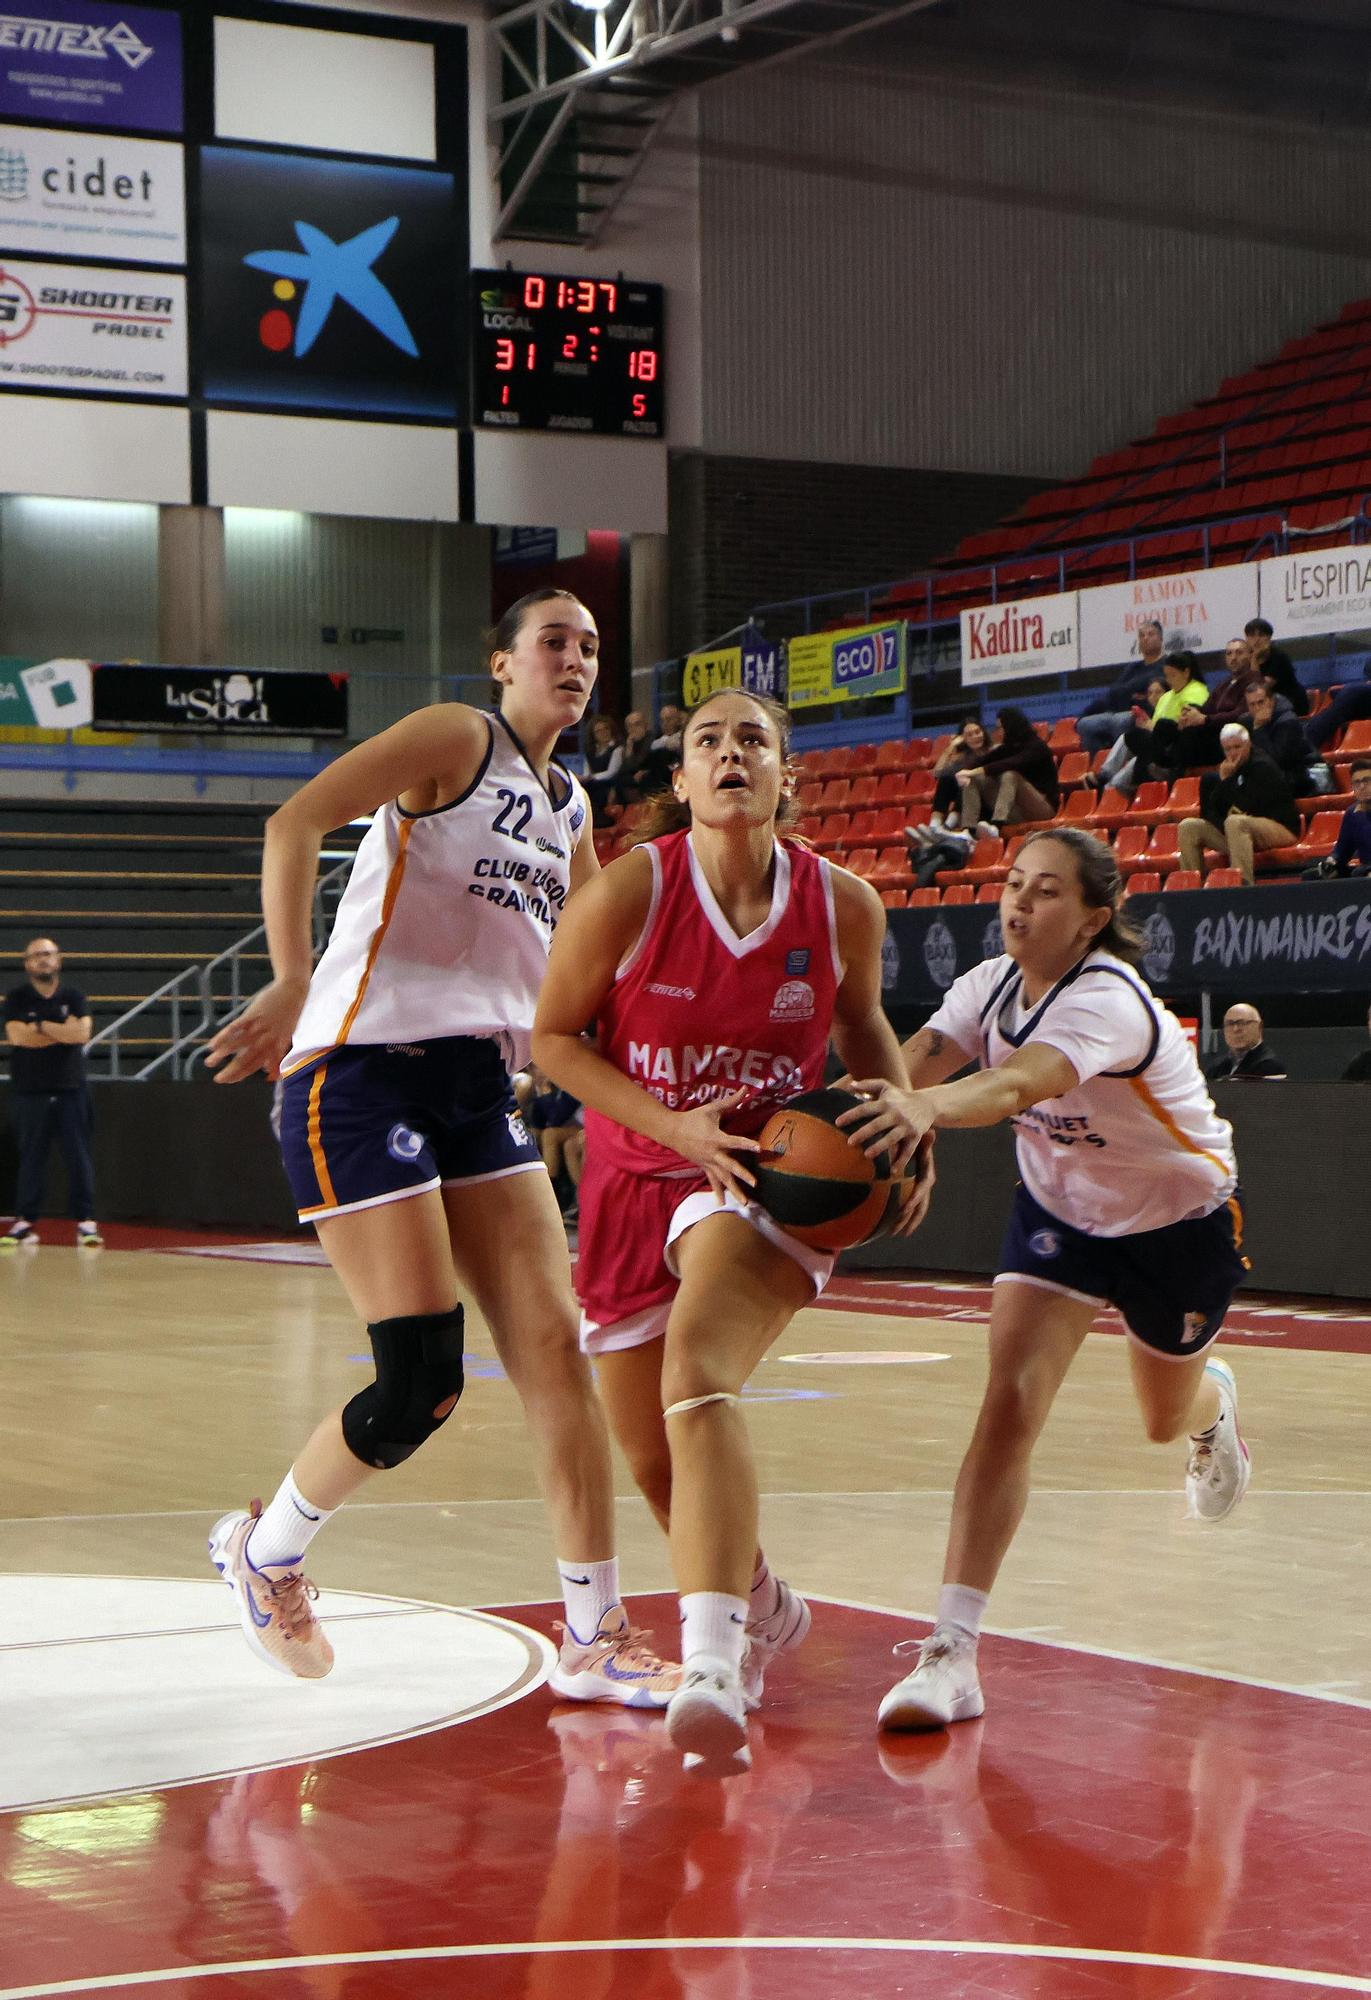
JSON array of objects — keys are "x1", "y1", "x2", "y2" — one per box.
[
  {"x1": 0, "y1": 3, "x2": 182, "y2": 132},
  {"x1": 200, "y1": 147, "x2": 458, "y2": 421},
  {"x1": 245, "y1": 217, "x2": 417, "y2": 360},
  {"x1": 0, "y1": 14, "x2": 152, "y2": 68}
]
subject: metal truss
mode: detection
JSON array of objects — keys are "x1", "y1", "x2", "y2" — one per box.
[{"x1": 490, "y1": 0, "x2": 939, "y2": 244}]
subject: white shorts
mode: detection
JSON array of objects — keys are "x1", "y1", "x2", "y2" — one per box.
[{"x1": 577, "y1": 1185, "x2": 834, "y2": 1357}]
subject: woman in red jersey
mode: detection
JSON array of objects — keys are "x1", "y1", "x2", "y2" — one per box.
[{"x1": 532, "y1": 689, "x2": 925, "y2": 1774}]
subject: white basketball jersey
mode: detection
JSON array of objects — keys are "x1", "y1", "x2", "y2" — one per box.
[
  {"x1": 926, "y1": 949, "x2": 1237, "y2": 1236},
  {"x1": 284, "y1": 713, "x2": 588, "y2": 1076}
]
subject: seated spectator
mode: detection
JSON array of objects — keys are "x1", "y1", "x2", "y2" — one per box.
[
  {"x1": 1157, "y1": 638, "x2": 1264, "y2": 775},
  {"x1": 1082, "y1": 676, "x2": 1166, "y2": 796},
  {"x1": 1177, "y1": 723, "x2": 1301, "y2": 884},
  {"x1": 1241, "y1": 681, "x2": 1312, "y2": 794},
  {"x1": 1305, "y1": 660, "x2": 1371, "y2": 757},
  {"x1": 1119, "y1": 649, "x2": 1210, "y2": 785},
  {"x1": 1076, "y1": 618, "x2": 1166, "y2": 753},
  {"x1": 955, "y1": 705, "x2": 1059, "y2": 834},
  {"x1": 1342, "y1": 1002, "x2": 1371, "y2": 1082},
  {"x1": 1208, "y1": 637, "x2": 1262, "y2": 727},
  {"x1": 582, "y1": 713, "x2": 624, "y2": 824},
  {"x1": 522, "y1": 1064, "x2": 584, "y2": 1217},
  {"x1": 905, "y1": 715, "x2": 993, "y2": 846},
  {"x1": 1245, "y1": 617, "x2": 1309, "y2": 716},
  {"x1": 1205, "y1": 1002, "x2": 1288, "y2": 1081},
  {"x1": 652, "y1": 702, "x2": 685, "y2": 753},
  {"x1": 605, "y1": 709, "x2": 672, "y2": 807},
  {"x1": 1307, "y1": 759, "x2": 1371, "y2": 878}
]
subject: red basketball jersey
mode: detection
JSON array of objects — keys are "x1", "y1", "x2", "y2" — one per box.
[{"x1": 587, "y1": 829, "x2": 841, "y2": 1176}]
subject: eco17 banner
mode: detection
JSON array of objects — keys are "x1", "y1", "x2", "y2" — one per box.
[
  {"x1": 959, "y1": 592, "x2": 1079, "y2": 687},
  {"x1": 786, "y1": 620, "x2": 905, "y2": 711},
  {"x1": 681, "y1": 626, "x2": 781, "y2": 708}
]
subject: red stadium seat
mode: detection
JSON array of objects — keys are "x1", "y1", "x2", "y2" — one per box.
[
  {"x1": 1083, "y1": 790, "x2": 1125, "y2": 830},
  {"x1": 870, "y1": 848, "x2": 914, "y2": 887},
  {"x1": 1049, "y1": 719, "x2": 1082, "y2": 753},
  {"x1": 843, "y1": 846, "x2": 878, "y2": 878},
  {"x1": 847, "y1": 810, "x2": 878, "y2": 843},
  {"x1": 1123, "y1": 872, "x2": 1161, "y2": 897},
  {"x1": 1060, "y1": 790, "x2": 1097, "y2": 825},
  {"x1": 1113, "y1": 826, "x2": 1150, "y2": 871},
  {"x1": 1336, "y1": 719, "x2": 1371, "y2": 755},
  {"x1": 814, "y1": 812, "x2": 850, "y2": 850},
  {"x1": 879, "y1": 887, "x2": 908, "y2": 909},
  {"x1": 1206, "y1": 868, "x2": 1244, "y2": 889},
  {"x1": 1164, "y1": 869, "x2": 1202, "y2": 892},
  {"x1": 1162, "y1": 776, "x2": 1202, "y2": 821},
  {"x1": 960, "y1": 836, "x2": 1006, "y2": 884},
  {"x1": 908, "y1": 886, "x2": 941, "y2": 907},
  {"x1": 1144, "y1": 823, "x2": 1182, "y2": 872},
  {"x1": 1056, "y1": 752, "x2": 1090, "y2": 787},
  {"x1": 848, "y1": 775, "x2": 878, "y2": 809},
  {"x1": 870, "y1": 806, "x2": 909, "y2": 847},
  {"x1": 874, "y1": 740, "x2": 908, "y2": 771},
  {"x1": 817, "y1": 748, "x2": 856, "y2": 778},
  {"x1": 817, "y1": 778, "x2": 852, "y2": 810},
  {"x1": 795, "y1": 815, "x2": 823, "y2": 841},
  {"x1": 1292, "y1": 810, "x2": 1345, "y2": 862},
  {"x1": 941, "y1": 884, "x2": 974, "y2": 905},
  {"x1": 873, "y1": 771, "x2": 913, "y2": 806},
  {"x1": 797, "y1": 782, "x2": 823, "y2": 815},
  {"x1": 1121, "y1": 782, "x2": 1168, "y2": 827},
  {"x1": 975, "y1": 882, "x2": 1005, "y2": 903}
]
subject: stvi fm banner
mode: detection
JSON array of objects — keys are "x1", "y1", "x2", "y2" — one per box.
[{"x1": 681, "y1": 626, "x2": 781, "y2": 708}]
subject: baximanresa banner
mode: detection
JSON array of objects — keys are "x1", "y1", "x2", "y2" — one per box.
[{"x1": 91, "y1": 666, "x2": 349, "y2": 736}]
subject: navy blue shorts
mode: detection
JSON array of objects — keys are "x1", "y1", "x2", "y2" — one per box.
[
  {"x1": 279, "y1": 1037, "x2": 542, "y2": 1223},
  {"x1": 997, "y1": 1183, "x2": 1248, "y2": 1359}
]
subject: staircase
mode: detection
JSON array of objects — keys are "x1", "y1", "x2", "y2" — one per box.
[{"x1": 0, "y1": 801, "x2": 362, "y2": 1081}]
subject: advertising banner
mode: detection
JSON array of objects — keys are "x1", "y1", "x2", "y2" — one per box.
[
  {"x1": 959, "y1": 592, "x2": 1079, "y2": 686},
  {"x1": 199, "y1": 147, "x2": 460, "y2": 422},
  {"x1": 0, "y1": 123, "x2": 183, "y2": 264},
  {"x1": 681, "y1": 627, "x2": 781, "y2": 709},
  {"x1": 787, "y1": 620, "x2": 905, "y2": 711},
  {"x1": 883, "y1": 879, "x2": 1371, "y2": 1007},
  {"x1": 1078, "y1": 565, "x2": 1259, "y2": 670},
  {"x1": 0, "y1": 2, "x2": 183, "y2": 132},
  {"x1": 1258, "y1": 543, "x2": 1371, "y2": 643},
  {"x1": 0, "y1": 655, "x2": 91, "y2": 727},
  {"x1": 0, "y1": 255, "x2": 185, "y2": 394},
  {"x1": 92, "y1": 665, "x2": 349, "y2": 736}
]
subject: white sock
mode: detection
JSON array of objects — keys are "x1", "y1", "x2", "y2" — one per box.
[
  {"x1": 680, "y1": 1591, "x2": 749, "y2": 1675},
  {"x1": 558, "y1": 1557, "x2": 620, "y2": 1645},
  {"x1": 245, "y1": 1467, "x2": 335, "y2": 1572},
  {"x1": 937, "y1": 1582, "x2": 989, "y2": 1645},
  {"x1": 749, "y1": 1554, "x2": 782, "y2": 1625}
]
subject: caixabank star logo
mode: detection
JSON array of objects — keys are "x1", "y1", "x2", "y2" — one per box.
[{"x1": 199, "y1": 148, "x2": 460, "y2": 421}]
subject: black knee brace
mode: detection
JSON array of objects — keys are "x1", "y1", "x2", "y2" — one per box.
[{"x1": 341, "y1": 1305, "x2": 465, "y2": 1470}]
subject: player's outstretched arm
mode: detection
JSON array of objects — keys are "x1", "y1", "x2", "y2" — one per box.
[
  {"x1": 840, "y1": 1042, "x2": 1080, "y2": 1160},
  {"x1": 207, "y1": 703, "x2": 489, "y2": 1085}
]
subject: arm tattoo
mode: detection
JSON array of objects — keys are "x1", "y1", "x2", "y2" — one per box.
[{"x1": 923, "y1": 1029, "x2": 945, "y2": 1058}]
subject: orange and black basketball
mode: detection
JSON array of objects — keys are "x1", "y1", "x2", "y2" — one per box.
[{"x1": 754, "y1": 1087, "x2": 903, "y2": 1251}]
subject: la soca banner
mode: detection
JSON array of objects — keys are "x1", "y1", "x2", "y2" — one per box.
[{"x1": 786, "y1": 620, "x2": 905, "y2": 711}]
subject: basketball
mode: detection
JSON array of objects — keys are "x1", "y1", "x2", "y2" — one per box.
[{"x1": 753, "y1": 1087, "x2": 906, "y2": 1251}]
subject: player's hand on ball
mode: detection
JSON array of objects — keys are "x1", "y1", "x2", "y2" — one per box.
[
  {"x1": 835, "y1": 1080, "x2": 936, "y2": 1175},
  {"x1": 670, "y1": 1089, "x2": 761, "y2": 1204},
  {"x1": 890, "y1": 1134, "x2": 936, "y2": 1236},
  {"x1": 205, "y1": 977, "x2": 309, "y2": 1084}
]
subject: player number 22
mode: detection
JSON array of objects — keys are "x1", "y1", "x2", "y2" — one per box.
[{"x1": 491, "y1": 788, "x2": 533, "y2": 843}]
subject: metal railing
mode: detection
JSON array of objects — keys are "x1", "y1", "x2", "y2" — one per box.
[{"x1": 85, "y1": 857, "x2": 354, "y2": 1081}]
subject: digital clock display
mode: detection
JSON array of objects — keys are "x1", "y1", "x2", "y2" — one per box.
[{"x1": 471, "y1": 268, "x2": 664, "y2": 438}]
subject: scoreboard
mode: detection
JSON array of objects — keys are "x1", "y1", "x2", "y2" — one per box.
[{"x1": 470, "y1": 268, "x2": 664, "y2": 438}]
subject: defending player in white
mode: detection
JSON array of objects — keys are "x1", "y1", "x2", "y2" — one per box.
[{"x1": 839, "y1": 825, "x2": 1251, "y2": 1733}]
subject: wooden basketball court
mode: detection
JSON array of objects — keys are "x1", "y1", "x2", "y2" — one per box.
[{"x1": 2, "y1": 1225, "x2": 1369, "y2": 1997}]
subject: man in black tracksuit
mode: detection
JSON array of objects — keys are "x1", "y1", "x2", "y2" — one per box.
[{"x1": 2, "y1": 937, "x2": 101, "y2": 1248}]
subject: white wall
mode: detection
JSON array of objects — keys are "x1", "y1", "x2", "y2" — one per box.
[
  {"x1": 698, "y1": 55, "x2": 1371, "y2": 478},
  {"x1": 0, "y1": 496, "x2": 160, "y2": 659}
]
